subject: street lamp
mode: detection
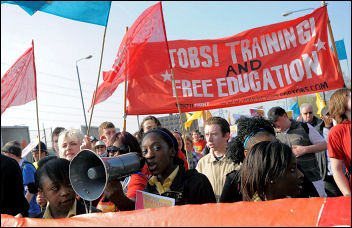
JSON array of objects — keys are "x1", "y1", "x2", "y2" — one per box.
[
  {"x1": 76, "y1": 55, "x2": 92, "y2": 129},
  {"x1": 281, "y1": 7, "x2": 315, "y2": 16}
]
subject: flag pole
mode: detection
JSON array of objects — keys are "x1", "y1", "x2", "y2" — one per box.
[
  {"x1": 322, "y1": 1, "x2": 345, "y2": 88},
  {"x1": 87, "y1": 9, "x2": 111, "y2": 136},
  {"x1": 160, "y1": 2, "x2": 190, "y2": 169},
  {"x1": 32, "y1": 40, "x2": 42, "y2": 159},
  {"x1": 123, "y1": 26, "x2": 129, "y2": 132}
]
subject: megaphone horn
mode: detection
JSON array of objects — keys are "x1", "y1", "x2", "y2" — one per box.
[{"x1": 69, "y1": 149, "x2": 145, "y2": 201}]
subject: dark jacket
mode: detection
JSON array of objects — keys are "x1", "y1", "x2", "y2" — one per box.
[
  {"x1": 32, "y1": 199, "x2": 101, "y2": 218},
  {"x1": 276, "y1": 119, "x2": 321, "y2": 182},
  {"x1": 144, "y1": 165, "x2": 216, "y2": 205},
  {"x1": 1, "y1": 155, "x2": 29, "y2": 217}
]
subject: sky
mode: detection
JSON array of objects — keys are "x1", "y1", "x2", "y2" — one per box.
[{"x1": 1, "y1": 1, "x2": 351, "y2": 140}]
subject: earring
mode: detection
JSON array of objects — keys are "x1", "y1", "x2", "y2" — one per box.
[{"x1": 270, "y1": 180, "x2": 274, "y2": 184}]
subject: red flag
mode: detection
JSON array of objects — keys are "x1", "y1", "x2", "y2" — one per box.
[
  {"x1": 1, "y1": 43, "x2": 37, "y2": 115},
  {"x1": 126, "y1": 6, "x2": 344, "y2": 115},
  {"x1": 89, "y1": 2, "x2": 171, "y2": 111}
]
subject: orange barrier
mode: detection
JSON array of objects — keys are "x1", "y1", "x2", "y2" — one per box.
[{"x1": 2, "y1": 196, "x2": 350, "y2": 227}]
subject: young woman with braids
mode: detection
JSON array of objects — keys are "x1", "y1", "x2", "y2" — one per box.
[{"x1": 219, "y1": 116, "x2": 318, "y2": 202}]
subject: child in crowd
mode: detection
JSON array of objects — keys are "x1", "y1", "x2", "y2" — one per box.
[{"x1": 33, "y1": 157, "x2": 100, "y2": 218}]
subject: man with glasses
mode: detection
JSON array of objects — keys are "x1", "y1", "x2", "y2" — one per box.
[
  {"x1": 268, "y1": 106, "x2": 327, "y2": 197},
  {"x1": 300, "y1": 103, "x2": 323, "y2": 127}
]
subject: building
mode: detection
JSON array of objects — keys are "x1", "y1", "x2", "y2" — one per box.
[{"x1": 158, "y1": 113, "x2": 200, "y2": 135}]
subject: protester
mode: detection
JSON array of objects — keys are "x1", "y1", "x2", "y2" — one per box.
[
  {"x1": 2, "y1": 141, "x2": 40, "y2": 217},
  {"x1": 299, "y1": 103, "x2": 340, "y2": 196},
  {"x1": 58, "y1": 129, "x2": 84, "y2": 161},
  {"x1": 35, "y1": 156, "x2": 58, "y2": 210},
  {"x1": 328, "y1": 88, "x2": 351, "y2": 196},
  {"x1": 220, "y1": 116, "x2": 318, "y2": 203},
  {"x1": 192, "y1": 129, "x2": 207, "y2": 155},
  {"x1": 170, "y1": 130, "x2": 190, "y2": 170},
  {"x1": 196, "y1": 117, "x2": 235, "y2": 202},
  {"x1": 51, "y1": 127, "x2": 65, "y2": 155},
  {"x1": 268, "y1": 106, "x2": 327, "y2": 197},
  {"x1": 137, "y1": 115, "x2": 161, "y2": 143},
  {"x1": 1, "y1": 154, "x2": 29, "y2": 217},
  {"x1": 185, "y1": 135, "x2": 201, "y2": 169},
  {"x1": 31, "y1": 141, "x2": 48, "y2": 169},
  {"x1": 141, "y1": 128, "x2": 216, "y2": 205},
  {"x1": 33, "y1": 157, "x2": 100, "y2": 218},
  {"x1": 98, "y1": 121, "x2": 117, "y2": 146},
  {"x1": 94, "y1": 140, "x2": 107, "y2": 157},
  {"x1": 99, "y1": 131, "x2": 149, "y2": 212},
  {"x1": 315, "y1": 106, "x2": 342, "y2": 197},
  {"x1": 299, "y1": 103, "x2": 323, "y2": 127},
  {"x1": 241, "y1": 140, "x2": 304, "y2": 201}
]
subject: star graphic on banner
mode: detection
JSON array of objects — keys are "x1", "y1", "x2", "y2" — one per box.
[
  {"x1": 161, "y1": 70, "x2": 172, "y2": 82},
  {"x1": 314, "y1": 39, "x2": 326, "y2": 52}
]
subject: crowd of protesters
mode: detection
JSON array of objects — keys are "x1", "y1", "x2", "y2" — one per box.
[{"x1": 1, "y1": 88, "x2": 350, "y2": 219}]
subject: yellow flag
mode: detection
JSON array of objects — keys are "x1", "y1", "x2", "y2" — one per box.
[
  {"x1": 184, "y1": 111, "x2": 203, "y2": 130},
  {"x1": 316, "y1": 93, "x2": 326, "y2": 117}
]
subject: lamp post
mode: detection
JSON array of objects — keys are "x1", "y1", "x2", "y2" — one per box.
[
  {"x1": 281, "y1": 7, "x2": 315, "y2": 16},
  {"x1": 76, "y1": 55, "x2": 92, "y2": 130}
]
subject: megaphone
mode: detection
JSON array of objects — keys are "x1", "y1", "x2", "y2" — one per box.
[{"x1": 69, "y1": 149, "x2": 145, "y2": 201}]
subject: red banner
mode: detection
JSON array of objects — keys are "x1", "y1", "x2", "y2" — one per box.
[
  {"x1": 1, "y1": 42, "x2": 37, "y2": 115},
  {"x1": 89, "y1": 1, "x2": 171, "y2": 112},
  {"x1": 1, "y1": 197, "x2": 350, "y2": 227},
  {"x1": 126, "y1": 6, "x2": 344, "y2": 115}
]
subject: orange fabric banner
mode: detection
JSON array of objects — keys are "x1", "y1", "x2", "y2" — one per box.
[
  {"x1": 126, "y1": 6, "x2": 344, "y2": 115},
  {"x1": 2, "y1": 197, "x2": 350, "y2": 227}
]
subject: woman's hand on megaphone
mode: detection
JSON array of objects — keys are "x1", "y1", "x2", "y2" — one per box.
[{"x1": 104, "y1": 179, "x2": 124, "y2": 204}]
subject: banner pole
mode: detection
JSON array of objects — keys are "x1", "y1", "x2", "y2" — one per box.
[
  {"x1": 322, "y1": 1, "x2": 345, "y2": 88},
  {"x1": 160, "y1": 2, "x2": 190, "y2": 169},
  {"x1": 123, "y1": 26, "x2": 129, "y2": 132},
  {"x1": 87, "y1": 9, "x2": 111, "y2": 136},
  {"x1": 32, "y1": 40, "x2": 41, "y2": 159}
]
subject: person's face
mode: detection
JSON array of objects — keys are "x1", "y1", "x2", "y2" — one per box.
[
  {"x1": 273, "y1": 115, "x2": 290, "y2": 132},
  {"x1": 32, "y1": 150, "x2": 46, "y2": 162},
  {"x1": 143, "y1": 120, "x2": 157, "y2": 133},
  {"x1": 185, "y1": 140, "x2": 193, "y2": 152},
  {"x1": 52, "y1": 135, "x2": 60, "y2": 153},
  {"x1": 172, "y1": 132, "x2": 183, "y2": 151},
  {"x1": 301, "y1": 106, "x2": 314, "y2": 123},
  {"x1": 95, "y1": 145, "x2": 106, "y2": 156},
  {"x1": 102, "y1": 128, "x2": 116, "y2": 144},
  {"x1": 192, "y1": 132, "x2": 200, "y2": 142},
  {"x1": 40, "y1": 175, "x2": 76, "y2": 216},
  {"x1": 268, "y1": 154, "x2": 304, "y2": 200},
  {"x1": 204, "y1": 124, "x2": 229, "y2": 151},
  {"x1": 141, "y1": 133, "x2": 175, "y2": 178},
  {"x1": 60, "y1": 137, "x2": 81, "y2": 161}
]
